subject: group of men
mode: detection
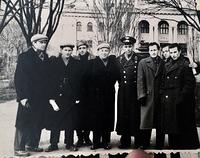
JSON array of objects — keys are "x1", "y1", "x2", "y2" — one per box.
[{"x1": 14, "y1": 33, "x2": 200, "y2": 157}]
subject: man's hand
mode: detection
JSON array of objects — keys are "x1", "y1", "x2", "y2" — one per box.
[
  {"x1": 49, "y1": 99, "x2": 60, "y2": 111},
  {"x1": 20, "y1": 99, "x2": 28, "y2": 106}
]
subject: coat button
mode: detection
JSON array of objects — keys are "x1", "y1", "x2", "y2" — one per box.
[
  {"x1": 124, "y1": 81, "x2": 127, "y2": 83},
  {"x1": 134, "y1": 66, "x2": 137, "y2": 68},
  {"x1": 59, "y1": 93, "x2": 62, "y2": 96},
  {"x1": 165, "y1": 95, "x2": 168, "y2": 98},
  {"x1": 134, "y1": 71, "x2": 136, "y2": 73},
  {"x1": 123, "y1": 71, "x2": 126, "y2": 73},
  {"x1": 167, "y1": 76, "x2": 169, "y2": 79},
  {"x1": 124, "y1": 76, "x2": 126, "y2": 78},
  {"x1": 175, "y1": 76, "x2": 178, "y2": 79}
]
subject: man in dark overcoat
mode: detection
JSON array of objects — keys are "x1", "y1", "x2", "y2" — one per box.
[
  {"x1": 89, "y1": 43, "x2": 119, "y2": 150},
  {"x1": 14, "y1": 34, "x2": 51, "y2": 156},
  {"x1": 116, "y1": 36, "x2": 146, "y2": 149},
  {"x1": 159, "y1": 43, "x2": 199, "y2": 149},
  {"x1": 45, "y1": 43, "x2": 80, "y2": 152},
  {"x1": 137, "y1": 42, "x2": 164, "y2": 149},
  {"x1": 75, "y1": 41, "x2": 96, "y2": 147}
]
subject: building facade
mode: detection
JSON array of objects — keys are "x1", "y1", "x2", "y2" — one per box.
[{"x1": 48, "y1": 0, "x2": 200, "y2": 60}]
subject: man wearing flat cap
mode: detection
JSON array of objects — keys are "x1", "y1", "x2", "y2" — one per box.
[
  {"x1": 45, "y1": 43, "x2": 80, "y2": 152},
  {"x1": 116, "y1": 35, "x2": 146, "y2": 149},
  {"x1": 88, "y1": 43, "x2": 119, "y2": 150},
  {"x1": 74, "y1": 40, "x2": 95, "y2": 147},
  {"x1": 14, "y1": 34, "x2": 51, "y2": 156}
]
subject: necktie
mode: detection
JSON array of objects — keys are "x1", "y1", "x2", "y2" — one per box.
[{"x1": 39, "y1": 53, "x2": 44, "y2": 61}]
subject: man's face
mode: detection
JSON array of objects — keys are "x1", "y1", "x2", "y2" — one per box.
[
  {"x1": 77, "y1": 45, "x2": 87, "y2": 55},
  {"x1": 61, "y1": 46, "x2": 73, "y2": 58},
  {"x1": 32, "y1": 40, "x2": 47, "y2": 52},
  {"x1": 162, "y1": 46, "x2": 170, "y2": 59},
  {"x1": 98, "y1": 48, "x2": 110, "y2": 59},
  {"x1": 122, "y1": 44, "x2": 133, "y2": 55},
  {"x1": 170, "y1": 47, "x2": 181, "y2": 61},
  {"x1": 149, "y1": 45, "x2": 159, "y2": 58}
]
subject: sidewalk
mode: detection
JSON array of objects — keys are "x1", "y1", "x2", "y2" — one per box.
[{"x1": 0, "y1": 100, "x2": 200, "y2": 157}]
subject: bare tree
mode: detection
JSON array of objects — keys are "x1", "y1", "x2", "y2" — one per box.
[
  {"x1": 142, "y1": 0, "x2": 200, "y2": 32},
  {"x1": 0, "y1": 0, "x2": 29, "y2": 34},
  {"x1": 2, "y1": 0, "x2": 65, "y2": 47},
  {"x1": 93, "y1": 0, "x2": 139, "y2": 54}
]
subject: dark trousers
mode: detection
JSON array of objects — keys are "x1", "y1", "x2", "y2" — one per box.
[
  {"x1": 136, "y1": 129, "x2": 152, "y2": 147},
  {"x1": 14, "y1": 127, "x2": 42, "y2": 151},
  {"x1": 50, "y1": 129, "x2": 74, "y2": 146},
  {"x1": 76, "y1": 130, "x2": 90, "y2": 141},
  {"x1": 156, "y1": 131, "x2": 165, "y2": 149},
  {"x1": 168, "y1": 131, "x2": 199, "y2": 149},
  {"x1": 93, "y1": 131, "x2": 111, "y2": 145},
  {"x1": 137, "y1": 129, "x2": 165, "y2": 148},
  {"x1": 120, "y1": 130, "x2": 152, "y2": 147},
  {"x1": 27, "y1": 128, "x2": 42, "y2": 148},
  {"x1": 120, "y1": 134, "x2": 131, "y2": 146},
  {"x1": 14, "y1": 128, "x2": 29, "y2": 151},
  {"x1": 50, "y1": 130, "x2": 60, "y2": 145}
]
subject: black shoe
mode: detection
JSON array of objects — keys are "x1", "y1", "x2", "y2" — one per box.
[
  {"x1": 136, "y1": 145, "x2": 148, "y2": 149},
  {"x1": 118, "y1": 144, "x2": 131, "y2": 149},
  {"x1": 26, "y1": 147, "x2": 43, "y2": 152},
  {"x1": 70, "y1": 145, "x2": 78, "y2": 151},
  {"x1": 103, "y1": 144, "x2": 111, "y2": 150},
  {"x1": 66, "y1": 145, "x2": 78, "y2": 151},
  {"x1": 45, "y1": 145, "x2": 58, "y2": 152},
  {"x1": 84, "y1": 139, "x2": 92, "y2": 146},
  {"x1": 14, "y1": 150, "x2": 30, "y2": 157},
  {"x1": 90, "y1": 144, "x2": 101, "y2": 150},
  {"x1": 75, "y1": 139, "x2": 84, "y2": 147}
]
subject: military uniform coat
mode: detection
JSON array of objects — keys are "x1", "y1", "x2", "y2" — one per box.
[
  {"x1": 14, "y1": 48, "x2": 51, "y2": 130},
  {"x1": 88, "y1": 56, "x2": 119, "y2": 131},
  {"x1": 45, "y1": 56, "x2": 81, "y2": 131},
  {"x1": 137, "y1": 56, "x2": 164, "y2": 129},
  {"x1": 116, "y1": 53, "x2": 146, "y2": 135}
]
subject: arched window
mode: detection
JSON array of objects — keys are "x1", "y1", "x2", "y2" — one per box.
[
  {"x1": 159, "y1": 21, "x2": 169, "y2": 34},
  {"x1": 87, "y1": 22, "x2": 93, "y2": 32},
  {"x1": 139, "y1": 20, "x2": 149, "y2": 33},
  {"x1": 76, "y1": 21, "x2": 82, "y2": 31},
  {"x1": 178, "y1": 21, "x2": 188, "y2": 35}
]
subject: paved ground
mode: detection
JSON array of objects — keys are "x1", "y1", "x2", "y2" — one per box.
[{"x1": 0, "y1": 100, "x2": 200, "y2": 158}]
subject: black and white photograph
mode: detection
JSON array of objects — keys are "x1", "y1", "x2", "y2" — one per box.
[{"x1": 1, "y1": 0, "x2": 200, "y2": 157}]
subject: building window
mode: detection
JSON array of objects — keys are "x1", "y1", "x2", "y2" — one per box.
[
  {"x1": 87, "y1": 22, "x2": 93, "y2": 32},
  {"x1": 139, "y1": 20, "x2": 149, "y2": 33},
  {"x1": 179, "y1": 43, "x2": 187, "y2": 56},
  {"x1": 159, "y1": 21, "x2": 169, "y2": 34},
  {"x1": 178, "y1": 21, "x2": 188, "y2": 35},
  {"x1": 76, "y1": 22, "x2": 82, "y2": 31},
  {"x1": 98, "y1": 22, "x2": 104, "y2": 32}
]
